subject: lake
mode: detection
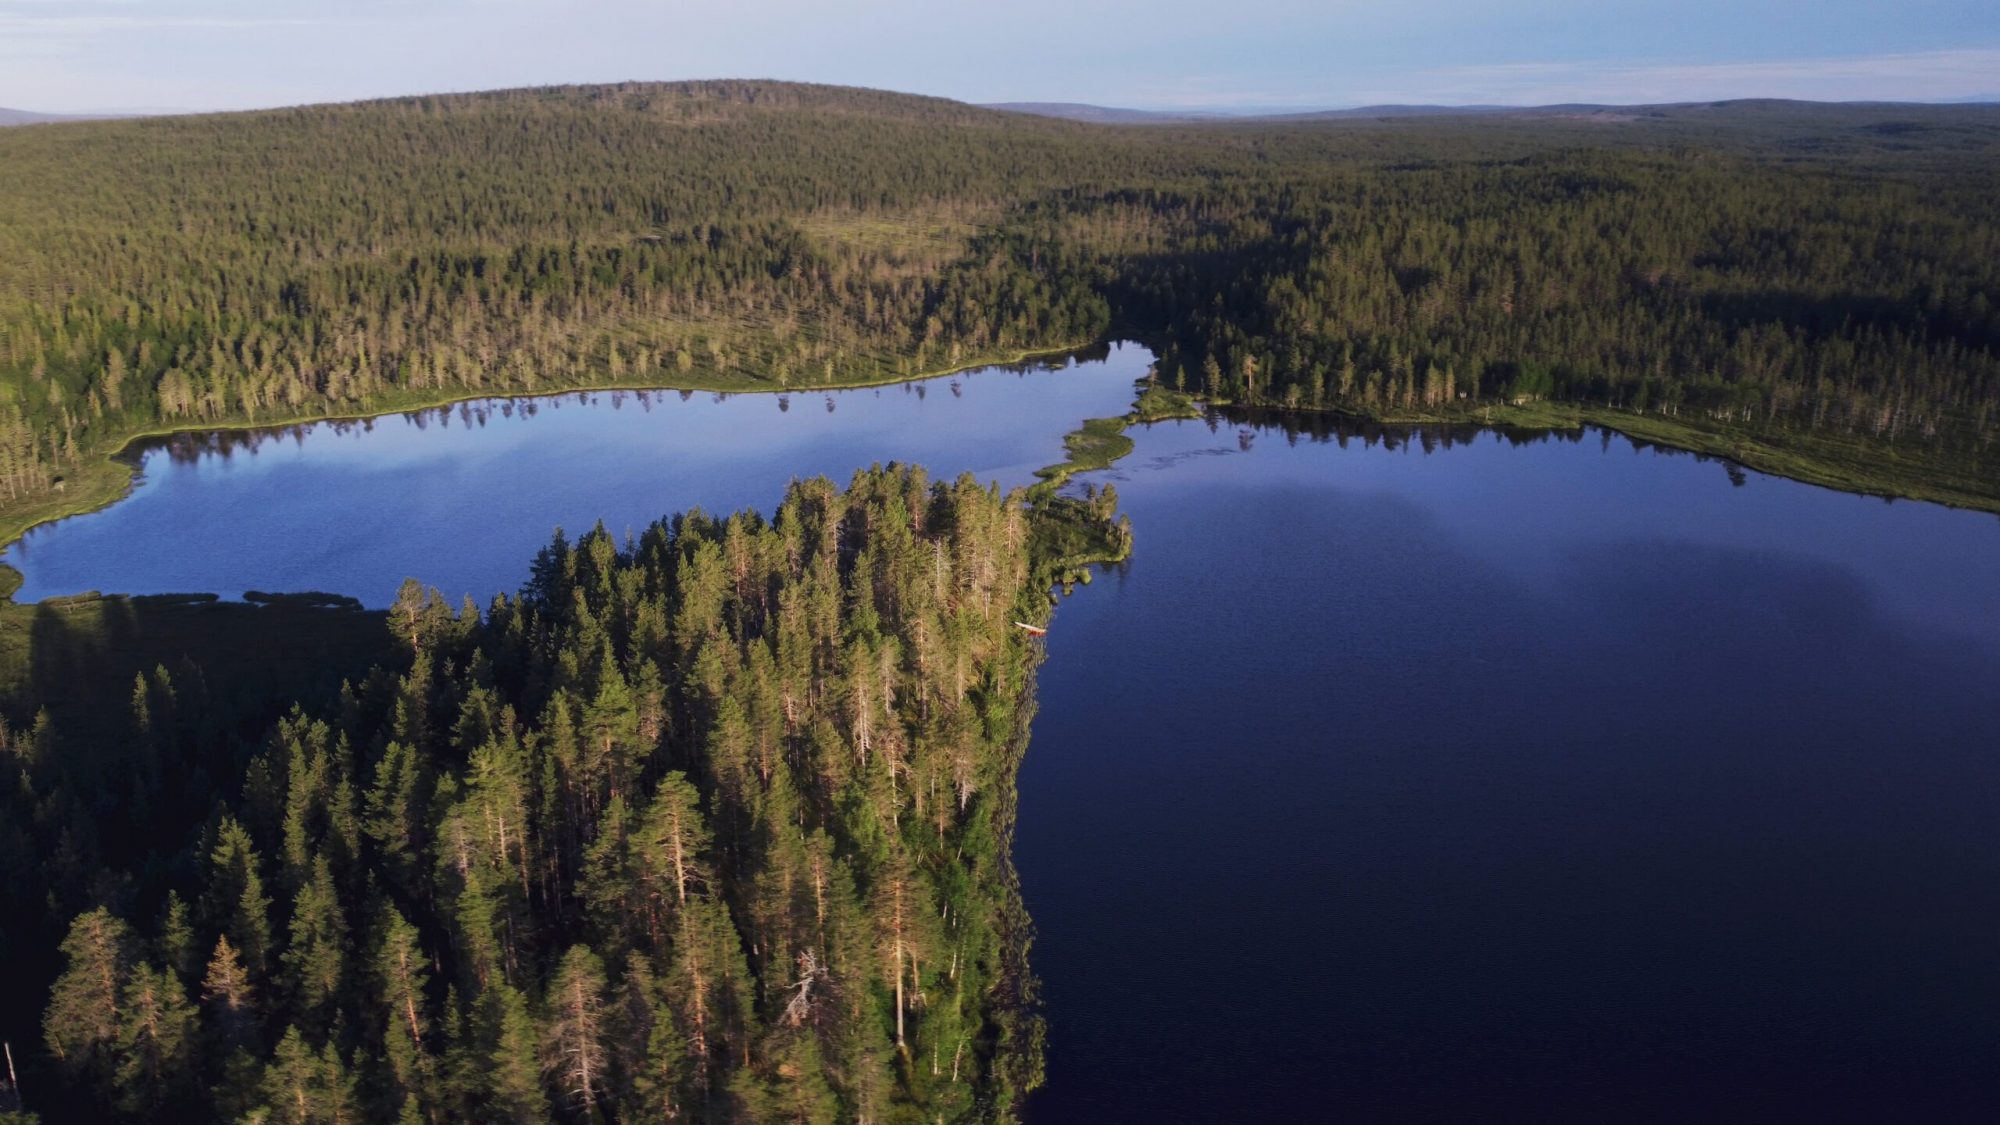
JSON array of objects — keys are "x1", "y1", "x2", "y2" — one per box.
[
  {"x1": 3, "y1": 344, "x2": 1148, "y2": 605},
  {"x1": 1019, "y1": 412, "x2": 2000, "y2": 1122},
  {"x1": 9, "y1": 344, "x2": 2000, "y2": 1121}
]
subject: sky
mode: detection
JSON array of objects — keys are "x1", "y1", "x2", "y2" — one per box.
[{"x1": 1, "y1": 0, "x2": 1996, "y2": 115}]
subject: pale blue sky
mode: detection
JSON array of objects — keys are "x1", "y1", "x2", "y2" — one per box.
[{"x1": 2, "y1": 0, "x2": 1995, "y2": 114}]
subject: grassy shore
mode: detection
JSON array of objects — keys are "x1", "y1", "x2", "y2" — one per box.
[
  {"x1": 1023, "y1": 382, "x2": 1199, "y2": 585},
  {"x1": 1031, "y1": 382, "x2": 1201, "y2": 495},
  {"x1": 1572, "y1": 407, "x2": 2000, "y2": 514},
  {"x1": 1192, "y1": 387, "x2": 2000, "y2": 516},
  {"x1": 1435, "y1": 401, "x2": 2000, "y2": 515}
]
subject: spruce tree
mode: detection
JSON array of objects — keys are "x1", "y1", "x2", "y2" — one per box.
[{"x1": 113, "y1": 961, "x2": 197, "y2": 1115}]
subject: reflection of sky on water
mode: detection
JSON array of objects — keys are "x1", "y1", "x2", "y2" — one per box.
[
  {"x1": 1023, "y1": 412, "x2": 2000, "y2": 1123},
  {"x1": 1102, "y1": 416, "x2": 2000, "y2": 652},
  {"x1": 6, "y1": 344, "x2": 1149, "y2": 606}
]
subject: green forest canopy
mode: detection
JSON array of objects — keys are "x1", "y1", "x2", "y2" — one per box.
[
  {"x1": 2, "y1": 466, "x2": 1129, "y2": 1122},
  {"x1": 0, "y1": 81, "x2": 1996, "y2": 523}
]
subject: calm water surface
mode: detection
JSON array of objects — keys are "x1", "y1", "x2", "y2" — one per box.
[
  {"x1": 1020, "y1": 415, "x2": 2000, "y2": 1123},
  {"x1": 5, "y1": 344, "x2": 1148, "y2": 605},
  {"x1": 10, "y1": 344, "x2": 2000, "y2": 1121}
]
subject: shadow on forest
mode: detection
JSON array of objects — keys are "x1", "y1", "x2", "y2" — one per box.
[
  {"x1": 6, "y1": 593, "x2": 400, "y2": 872},
  {"x1": 12, "y1": 593, "x2": 396, "y2": 746},
  {"x1": 1696, "y1": 289, "x2": 1999, "y2": 353},
  {"x1": 0, "y1": 593, "x2": 403, "y2": 1097}
]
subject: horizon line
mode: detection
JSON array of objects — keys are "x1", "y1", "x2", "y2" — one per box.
[{"x1": 8, "y1": 78, "x2": 1999, "y2": 122}]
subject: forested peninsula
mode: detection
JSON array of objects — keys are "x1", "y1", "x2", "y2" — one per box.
[
  {"x1": 1, "y1": 80, "x2": 1996, "y2": 542},
  {"x1": 0, "y1": 466, "x2": 1130, "y2": 1121}
]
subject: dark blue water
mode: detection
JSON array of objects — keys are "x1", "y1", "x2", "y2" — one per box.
[
  {"x1": 1019, "y1": 416, "x2": 2000, "y2": 1123},
  {"x1": 3, "y1": 344, "x2": 1148, "y2": 606}
]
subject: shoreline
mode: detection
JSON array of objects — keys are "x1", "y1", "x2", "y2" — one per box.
[
  {"x1": 7, "y1": 339, "x2": 1994, "y2": 607},
  {"x1": 1559, "y1": 406, "x2": 2000, "y2": 517},
  {"x1": 1196, "y1": 394, "x2": 2000, "y2": 517}
]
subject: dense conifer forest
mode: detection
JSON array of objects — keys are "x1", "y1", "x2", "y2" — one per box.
[
  {"x1": 0, "y1": 466, "x2": 1128, "y2": 1121},
  {"x1": 0, "y1": 81, "x2": 1996, "y2": 529}
]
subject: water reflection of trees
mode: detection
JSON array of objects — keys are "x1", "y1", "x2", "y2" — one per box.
[
  {"x1": 1213, "y1": 404, "x2": 1758, "y2": 475},
  {"x1": 138, "y1": 388, "x2": 701, "y2": 465},
  {"x1": 136, "y1": 342, "x2": 1119, "y2": 467}
]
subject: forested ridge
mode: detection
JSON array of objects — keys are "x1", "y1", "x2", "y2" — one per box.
[
  {"x1": 0, "y1": 466, "x2": 1128, "y2": 1121},
  {"x1": 1, "y1": 81, "x2": 1997, "y2": 530}
]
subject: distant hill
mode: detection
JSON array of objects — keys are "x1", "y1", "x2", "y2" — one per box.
[
  {"x1": 0, "y1": 107, "x2": 71, "y2": 127},
  {"x1": 982, "y1": 96, "x2": 2000, "y2": 128},
  {"x1": 985, "y1": 100, "x2": 1611, "y2": 124},
  {"x1": 0, "y1": 106, "x2": 138, "y2": 127},
  {"x1": 982, "y1": 102, "x2": 1218, "y2": 124},
  {"x1": 1278, "y1": 104, "x2": 1521, "y2": 119},
  {"x1": 1264, "y1": 98, "x2": 1988, "y2": 122}
]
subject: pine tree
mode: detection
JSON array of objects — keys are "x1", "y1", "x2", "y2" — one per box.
[
  {"x1": 159, "y1": 891, "x2": 198, "y2": 986},
  {"x1": 42, "y1": 908, "x2": 131, "y2": 1082},
  {"x1": 201, "y1": 934, "x2": 258, "y2": 1052},
  {"x1": 541, "y1": 945, "x2": 610, "y2": 1118},
  {"x1": 640, "y1": 770, "x2": 712, "y2": 930},
  {"x1": 758, "y1": 1032, "x2": 841, "y2": 1125},
  {"x1": 373, "y1": 906, "x2": 434, "y2": 1108},
  {"x1": 208, "y1": 817, "x2": 274, "y2": 981},
  {"x1": 871, "y1": 850, "x2": 933, "y2": 1054},
  {"x1": 363, "y1": 740, "x2": 429, "y2": 898},
  {"x1": 256, "y1": 1025, "x2": 358, "y2": 1125}
]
